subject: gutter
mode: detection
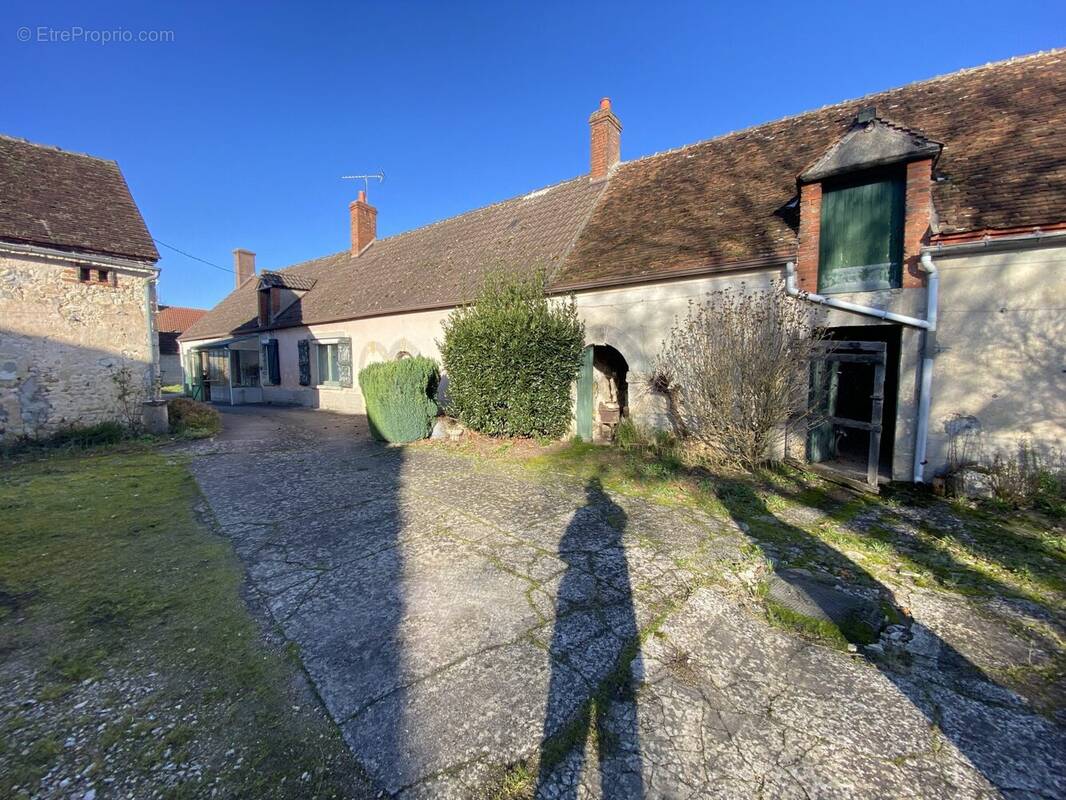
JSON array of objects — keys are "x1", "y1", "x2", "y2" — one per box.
[
  {"x1": 927, "y1": 227, "x2": 1066, "y2": 256},
  {"x1": 785, "y1": 258, "x2": 938, "y2": 483},
  {"x1": 0, "y1": 240, "x2": 158, "y2": 275}
]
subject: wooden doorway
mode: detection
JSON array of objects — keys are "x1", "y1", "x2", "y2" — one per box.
[
  {"x1": 808, "y1": 339, "x2": 888, "y2": 488},
  {"x1": 575, "y1": 345, "x2": 630, "y2": 443}
]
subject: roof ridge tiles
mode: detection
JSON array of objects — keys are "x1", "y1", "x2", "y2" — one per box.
[{"x1": 0, "y1": 133, "x2": 119, "y2": 164}]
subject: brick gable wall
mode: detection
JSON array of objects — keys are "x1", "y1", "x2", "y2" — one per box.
[{"x1": 794, "y1": 158, "x2": 934, "y2": 293}]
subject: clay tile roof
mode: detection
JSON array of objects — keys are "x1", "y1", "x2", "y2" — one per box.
[
  {"x1": 0, "y1": 135, "x2": 158, "y2": 262},
  {"x1": 156, "y1": 305, "x2": 208, "y2": 333},
  {"x1": 184, "y1": 50, "x2": 1066, "y2": 341},
  {"x1": 553, "y1": 49, "x2": 1066, "y2": 288},
  {"x1": 180, "y1": 175, "x2": 606, "y2": 341}
]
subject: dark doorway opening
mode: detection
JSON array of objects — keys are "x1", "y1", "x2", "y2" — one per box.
[
  {"x1": 576, "y1": 345, "x2": 630, "y2": 442},
  {"x1": 808, "y1": 325, "x2": 901, "y2": 486}
]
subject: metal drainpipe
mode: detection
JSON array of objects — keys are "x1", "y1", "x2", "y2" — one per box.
[
  {"x1": 912, "y1": 252, "x2": 939, "y2": 483},
  {"x1": 784, "y1": 259, "x2": 939, "y2": 483}
]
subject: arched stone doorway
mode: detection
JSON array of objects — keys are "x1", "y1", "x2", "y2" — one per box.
[{"x1": 576, "y1": 344, "x2": 629, "y2": 442}]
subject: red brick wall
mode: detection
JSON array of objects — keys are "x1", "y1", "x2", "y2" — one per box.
[
  {"x1": 350, "y1": 191, "x2": 377, "y2": 255},
  {"x1": 795, "y1": 158, "x2": 933, "y2": 292},
  {"x1": 795, "y1": 182, "x2": 822, "y2": 292},
  {"x1": 902, "y1": 159, "x2": 933, "y2": 288},
  {"x1": 589, "y1": 99, "x2": 621, "y2": 180},
  {"x1": 233, "y1": 249, "x2": 256, "y2": 288}
]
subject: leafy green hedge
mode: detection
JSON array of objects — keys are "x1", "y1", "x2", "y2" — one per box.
[
  {"x1": 358, "y1": 356, "x2": 440, "y2": 443},
  {"x1": 439, "y1": 273, "x2": 584, "y2": 438}
]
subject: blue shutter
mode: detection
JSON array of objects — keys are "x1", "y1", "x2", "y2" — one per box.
[
  {"x1": 298, "y1": 339, "x2": 311, "y2": 386},
  {"x1": 267, "y1": 340, "x2": 280, "y2": 385}
]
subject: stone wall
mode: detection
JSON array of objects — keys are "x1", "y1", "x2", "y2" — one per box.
[{"x1": 0, "y1": 252, "x2": 158, "y2": 441}]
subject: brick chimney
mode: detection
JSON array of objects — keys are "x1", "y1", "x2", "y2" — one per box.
[
  {"x1": 589, "y1": 97, "x2": 622, "y2": 180},
  {"x1": 233, "y1": 248, "x2": 256, "y2": 288},
  {"x1": 349, "y1": 190, "x2": 377, "y2": 255}
]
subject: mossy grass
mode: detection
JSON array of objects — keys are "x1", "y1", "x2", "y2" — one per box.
[
  {"x1": 0, "y1": 450, "x2": 366, "y2": 798},
  {"x1": 522, "y1": 441, "x2": 1066, "y2": 612}
]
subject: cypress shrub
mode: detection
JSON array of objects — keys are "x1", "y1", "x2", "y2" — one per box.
[
  {"x1": 358, "y1": 356, "x2": 440, "y2": 443},
  {"x1": 439, "y1": 272, "x2": 584, "y2": 438}
]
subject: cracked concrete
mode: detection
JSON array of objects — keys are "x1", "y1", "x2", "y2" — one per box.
[{"x1": 186, "y1": 406, "x2": 1065, "y2": 799}]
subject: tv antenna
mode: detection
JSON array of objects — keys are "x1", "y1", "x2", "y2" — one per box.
[{"x1": 341, "y1": 171, "x2": 385, "y2": 197}]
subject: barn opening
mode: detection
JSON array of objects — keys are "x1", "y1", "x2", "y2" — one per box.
[{"x1": 807, "y1": 325, "x2": 900, "y2": 487}]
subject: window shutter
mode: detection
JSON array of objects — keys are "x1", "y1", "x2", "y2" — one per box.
[
  {"x1": 297, "y1": 339, "x2": 311, "y2": 386},
  {"x1": 268, "y1": 341, "x2": 281, "y2": 385},
  {"x1": 818, "y1": 176, "x2": 903, "y2": 293},
  {"x1": 337, "y1": 338, "x2": 353, "y2": 388}
]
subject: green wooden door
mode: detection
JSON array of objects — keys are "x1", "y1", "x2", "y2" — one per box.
[
  {"x1": 818, "y1": 176, "x2": 904, "y2": 293},
  {"x1": 576, "y1": 346, "x2": 594, "y2": 442},
  {"x1": 807, "y1": 359, "x2": 839, "y2": 463}
]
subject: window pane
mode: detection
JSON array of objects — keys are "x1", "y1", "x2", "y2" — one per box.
[
  {"x1": 317, "y1": 343, "x2": 340, "y2": 384},
  {"x1": 818, "y1": 177, "x2": 903, "y2": 293},
  {"x1": 328, "y1": 345, "x2": 339, "y2": 382},
  {"x1": 317, "y1": 344, "x2": 328, "y2": 384}
]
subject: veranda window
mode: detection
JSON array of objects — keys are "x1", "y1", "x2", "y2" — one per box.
[
  {"x1": 818, "y1": 173, "x2": 904, "y2": 293},
  {"x1": 231, "y1": 350, "x2": 260, "y2": 387}
]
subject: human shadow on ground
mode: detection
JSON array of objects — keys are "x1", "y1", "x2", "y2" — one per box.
[
  {"x1": 536, "y1": 476, "x2": 645, "y2": 798},
  {"x1": 714, "y1": 478, "x2": 1064, "y2": 796}
]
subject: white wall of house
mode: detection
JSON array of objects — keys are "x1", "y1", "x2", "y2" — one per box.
[
  {"x1": 181, "y1": 240, "x2": 1066, "y2": 481},
  {"x1": 180, "y1": 308, "x2": 454, "y2": 414},
  {"x1": 573, "y1": 268, "x2": 928, "y2": 480},
  {"x1": 924, "y1": 239, "x2": 1066, "y2": 472},
  {"x1": 0, "y1": 249, "x2": 158, "y2": 441}
]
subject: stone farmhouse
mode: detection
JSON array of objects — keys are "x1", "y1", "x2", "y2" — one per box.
[
  {"x1": 0, "y1": 135, "x2": 162, "y2": 442},
  {"x1": 180, "y1": 51, "x2": 1066, "y2": 486}
]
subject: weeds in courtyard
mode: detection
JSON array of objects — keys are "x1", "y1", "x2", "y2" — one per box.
[
  {"x1": 522, "y1": 438, "x2": 1066, "y2": 613},
  {"x1": 167, "y1": 397, "x2": 221, "y2": 438}
]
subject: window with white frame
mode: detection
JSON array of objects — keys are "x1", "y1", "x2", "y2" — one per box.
[{"x1": 316, "y1": 342, "x2": 340, "y2": 386}]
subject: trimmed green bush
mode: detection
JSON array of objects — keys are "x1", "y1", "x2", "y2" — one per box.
[
  {"x1": 168, "y1": 398, "x2": 222, "y2": 438},
  {"x1": 439, "y1": 272, "x2": 585, "y2": 438},
  {"x1": 358, "y1": 356, "x2": 439, "y2": 443}
]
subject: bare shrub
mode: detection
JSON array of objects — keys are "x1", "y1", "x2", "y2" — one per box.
[
  {"x1": 656, "y1": 282, "x2": 824, "y2": 471},
  {"x1": 988, "y1": 440, "x2": 1064, "y2": 513},
  {"x1": 108, "y1": 362, "x2": 148, "y2": 435}
]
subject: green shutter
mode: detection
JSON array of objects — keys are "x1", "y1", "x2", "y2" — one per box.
[
  {"x1": 575, "y1": 346, "x2": 594, "y2": 442},
  {"x1": 807, "y1": 359, "x2": 839, "y2": 463},
  {"x1": 818, "y1": 176, "x2": 904, "y2": 293}
]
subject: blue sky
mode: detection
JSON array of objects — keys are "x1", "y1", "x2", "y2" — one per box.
[{"x1": 5, "y1": 1, "x2": 1064, "y2": 308}]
